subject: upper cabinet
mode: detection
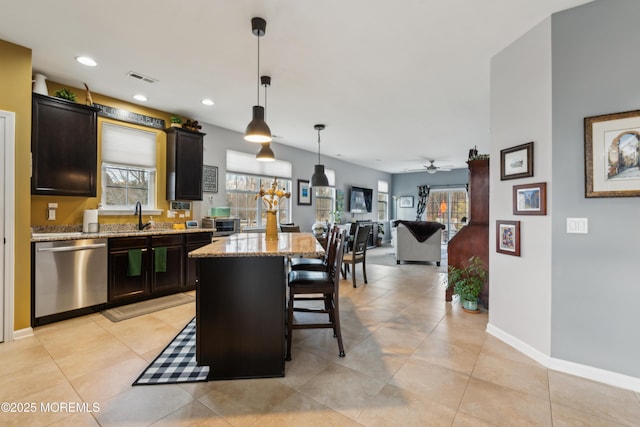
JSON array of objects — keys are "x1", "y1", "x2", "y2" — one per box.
[
  {"x1": 31, "y1": 93, "x2": 99, "y2": 196},
  {"x1": 165, "y1": 127, "x2": 205, "y2": 201}
]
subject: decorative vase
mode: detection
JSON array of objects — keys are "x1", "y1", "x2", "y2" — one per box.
[
  {"x1": 33, "y1": 73, "x2": 48, "y2": 95},
  {"x1": 265, "y1": 209, "x2": 278, "y2": 240}
]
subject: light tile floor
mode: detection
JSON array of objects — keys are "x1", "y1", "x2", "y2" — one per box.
[{"x1": 1, "y1": 250, "x2": 639, "y2": 426}]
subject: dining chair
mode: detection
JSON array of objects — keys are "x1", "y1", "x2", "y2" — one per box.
[
  {"x1": 286, "y1": 229, "x2": 347, "y2": 360},
  {"x1": 342, "y1": 224, "x2": 372, "y2": 288},
  {"x1": 289, "y1": 225, "x2": 338, "y2": 272},
  {"x1": 280, "y1": 224, "x2": 301, "y2": 232}
]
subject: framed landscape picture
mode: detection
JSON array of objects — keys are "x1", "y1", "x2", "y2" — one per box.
[
  {"x1": 399, "y1": 196, "x2": 414, "y2": 208},
  {"x1": 297, "y1": 179, "x2": 311, "y2": 205},
  {"x1": 513, "y1": 182, "x2": 546, "y2": 215},
  {"x1": 584, "y1": 109, "x2": 640, "y2": 197},
  {"x1": 500, "y1": 142, "x2": 534, "y2": 180},
  {"x1": 496, "y1": 220, "x2": 520, "y2": 256}
]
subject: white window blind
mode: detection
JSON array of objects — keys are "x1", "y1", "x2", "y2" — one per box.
[
  {"x1": 102, "y1": 122, "x2": 157, "y2": 167},
  {"x1": 226, "y1": 149, "x2": 292, "y2": 178},
  {"x1": 325, "y1": 169, "x2": 336, "y2": 186},
  {"x1": 378, "y1": 180, "x2": 388, "y2": 193}
]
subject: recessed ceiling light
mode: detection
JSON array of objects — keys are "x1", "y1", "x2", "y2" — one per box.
[
  {"x1": 133, "y1": 94, "x2": 147, "y2": 102},
  {"x1": 201, "y1": 98, "x2": 214, "y2": 106},
  {"x1": 75, "y1": 56, "x2": 97, "y2": 67}
]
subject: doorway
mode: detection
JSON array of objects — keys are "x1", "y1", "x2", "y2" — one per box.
[
  {"x1": 425, "y1": 189, "x2": 468, "y2": 243},
  {"x1": 0, "y1": 110, "x2": 16, "y2": 343}
]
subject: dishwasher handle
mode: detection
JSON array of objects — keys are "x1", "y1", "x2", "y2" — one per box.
[{"x1": 37, "y1": 243, "x2": 107, "y2": 253}]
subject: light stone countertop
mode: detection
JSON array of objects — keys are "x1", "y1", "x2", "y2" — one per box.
[
  {"x1": 189, "y1": 232, "x2": 325, "y2": 258},
  {"x1": 30, "y1": 227, "x2": 227, "y2": 242}
]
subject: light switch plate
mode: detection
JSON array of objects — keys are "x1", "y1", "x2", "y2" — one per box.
[{"x1": 567, "y1": 218, "x2": 588, "y2": 234}]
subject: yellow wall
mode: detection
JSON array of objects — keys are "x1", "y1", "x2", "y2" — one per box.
[{"x1": 0, "y1": 40, "x2": 33, "y2": 330}]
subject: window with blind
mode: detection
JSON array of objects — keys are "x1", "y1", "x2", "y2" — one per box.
[
  {"x1": 101, "y1": 123, "x2": 157, "y2": 211},
  {"x1": 226, "y1": 150, "x2": 292, "y2": 228},
  {"x1": 315, "y1": 169, "x2": 335, "y2": 224},
  {"x1": 377, "y1": 180, "x2": 389, "y2": 222}
]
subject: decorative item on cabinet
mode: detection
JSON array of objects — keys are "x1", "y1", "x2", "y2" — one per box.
[
  {"x1": 164, "y1": 127, "x2": 205, "y2": 201},
  {"x1": 54, "y1": 87, "x2": 77, "y2": 102},
  {"x1": 31, "y1": 93, "x2": 99, "y2": 196},
  {"x1": 32, "y1": 73, "x2": 48, "y2": 95}
]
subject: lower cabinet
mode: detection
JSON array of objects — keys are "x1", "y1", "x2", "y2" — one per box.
[
  {"x1": 108, "y1": 237, "x2": 150, "y2": 303},
  {"x1": 108, "y1": 232, "x2": 212, "y2": 305}
]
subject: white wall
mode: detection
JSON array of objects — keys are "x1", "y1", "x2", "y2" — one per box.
[{"x1": 488, "y1": 17, "x2": 553, "y2": 356}]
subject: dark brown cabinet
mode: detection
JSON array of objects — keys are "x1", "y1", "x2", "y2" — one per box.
[
  {"x1": 31, "y1": 93, "x2": 98, "y2": 196},
  {"x1": 165, "y1": 127, "x2": 205, "y2": 201},
  {"x1": 185, "y1": 232, "x2": 213, "y2": 290},
  {"x1": 108, "y1": 237, "x2": 149, "y2": 303},
  {"x1": 108, "y1": 232, "x2": 212, "y2": 306},
  {"x1": 151, "y1": 235, "x2": 185, "y2": 294}
]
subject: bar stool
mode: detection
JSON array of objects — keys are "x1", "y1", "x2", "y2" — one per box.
[
  {"x1": 289, "y1": 225, "x2": 339, "y2": 272},
  {"x1": 286, "y1": 229, "x2": 347, "y2": 360}
]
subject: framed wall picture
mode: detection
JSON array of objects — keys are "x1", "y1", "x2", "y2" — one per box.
[
  {"x1": 513, "y1": 182, "x2": 547, "y2": 215},
  {"x1": 399, "y1": 196, "x2": 414, "y2": 208},
  {"x1": 496, "y1": 220, "x2": 521, "y2": 256},
  {"x1": 500, "y1": 142, "x2": 534, "y2": 180},
  {"x1": 584, "y1": 109, "x2": 640, "y2": 197},
  {"x1": 202, "y1": 165, "x2": 218, "y2": 193},
  {"x1": 297, "y1": 179, "x2": 312, "y2": 205}
]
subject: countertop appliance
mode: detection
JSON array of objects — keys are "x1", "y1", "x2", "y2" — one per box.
[{"x1": 34, "y1": 238, "x2": 108, "y2": 319}]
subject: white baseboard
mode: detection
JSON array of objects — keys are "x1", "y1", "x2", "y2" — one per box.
[
  {"x1": 12, "y1": 327, "x2": 34, "y2": 340},
  {"x1": 486, "y1": 322, "x2": 640, "y2": 393}
]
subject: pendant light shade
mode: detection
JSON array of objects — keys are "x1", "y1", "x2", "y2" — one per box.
[
  {"x1": 311, "y1": 124, "x2": 329, "y2": 188},
  {"x1": 246, "y1": 106, "x2": 271, "y2": 143},
  {"x1": 312, "y1": 164, "x2": 329, "y2": 187},
  {"x1": 256, "y1": 142, "x2": 275, "y2": 161},
  {"x1": 245, "y1": 17, "x2": 272, "y2": 143}
]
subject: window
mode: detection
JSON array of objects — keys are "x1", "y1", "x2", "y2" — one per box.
[
  {"x1": 315, "y1": 169, "x2": 335, "y2": 224},
  {"x1": 377, "y1": 180, "x2": 389, "y2": 222},
  {"x1": 101, "y1": 123, "x2": 157, "y2": 211},
  {"x1": 225, "y1": 150, "x2": 292, "y2": 228},
  {"x1": 426, "y1": 189, "x2": 468, "y2": 242}
]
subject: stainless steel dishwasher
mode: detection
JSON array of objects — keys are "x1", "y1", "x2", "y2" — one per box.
[{"x1": 35, "y1": 238, "x2": 108, "y2": 318}]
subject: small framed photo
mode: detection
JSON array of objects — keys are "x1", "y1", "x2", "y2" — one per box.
[
  {"x1": 496, "y1": 220, "x2": 521, "y2": 256},
  {"x1": 584, "y1": 109, "x2": 640, "y2": 197},
  {"x1": 500, "y1": 142, "x2": 534, "y2": 180},
  {"x1": 513, "y1": 182, "x2": 547, "y2": 215},
  {"x1": 399, "y1": 196, "x2": 414, "y2": 208},
  {"x1": 297, "y1": 179, "x2": 312, "y2": 205}
]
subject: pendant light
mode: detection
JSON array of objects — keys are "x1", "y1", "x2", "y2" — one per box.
[
  {"x1": 245, "y1": 17, "x2": 272, "y2": 143},
  {"x1": 311, "y1": 124, "x2": 329, "y2": 187},
  {"x1": 256, "y1": 75, "x2": 275, "y2": 161}
]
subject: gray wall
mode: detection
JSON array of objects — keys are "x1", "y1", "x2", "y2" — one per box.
[
  {"x1": 551, "y1": 0, "x2": 640, "y2": 377},
  {"x1": 195, "y1": 122, "x2": 391, "y2": 233}
]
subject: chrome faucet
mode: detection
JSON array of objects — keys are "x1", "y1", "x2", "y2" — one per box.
[{"x1": 134, "y1": 201, "x2": 151, "y2": 230}]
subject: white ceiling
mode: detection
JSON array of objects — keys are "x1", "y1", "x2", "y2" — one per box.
[{"x1": 0, "y1": 0, "x2": 592, "y2": 173}]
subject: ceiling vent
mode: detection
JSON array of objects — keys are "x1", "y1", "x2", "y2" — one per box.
[{"x1": 126, "y1": 71, "x2": 157, "y2": 84}]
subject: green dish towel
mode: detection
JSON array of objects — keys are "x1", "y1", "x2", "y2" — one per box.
[
  {"x1": 127, "y1": 249, "x2": 142, "y2": 277},
  {"x1": 155, "y1": 246, "x2": 167, "y2": 273}
]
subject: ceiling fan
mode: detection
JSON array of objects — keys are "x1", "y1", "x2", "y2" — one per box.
[{"x1": 408, "y1": 160, "x2": 453, "y2": 174}]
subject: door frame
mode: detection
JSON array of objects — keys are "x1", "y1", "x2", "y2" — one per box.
[{"x1": 0, "y1": 110, "x2": 16, "y2": 342}]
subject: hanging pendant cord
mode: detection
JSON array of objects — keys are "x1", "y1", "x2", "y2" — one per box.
[
  {"x1": 317, "y1": 129, "x2": 322, "y2": 164},
  {"x1": 256, "y1": 35, "x2": 261, "y2": 105}
]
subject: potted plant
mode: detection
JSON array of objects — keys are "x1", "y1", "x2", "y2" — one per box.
[
  {"x1": 170, "y1": 116, "x2": 183, "y2": 127},
  {"x1": 376, "y1": 222, "x2": 384, "y2": 246},
  {"x1": 54, "y1": 88, "x2": 77, "y2": 102},
  {"x1": 447, "y1": 256, "x2": 487, "y2": 312}
]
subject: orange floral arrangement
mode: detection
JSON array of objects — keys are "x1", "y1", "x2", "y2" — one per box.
[{"x1": 256, "y1": 177, "x2": 291, "y2": 210}]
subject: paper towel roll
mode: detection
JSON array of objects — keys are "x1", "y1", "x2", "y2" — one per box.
[{"x1": 83, "y1": 209, "x2": 99, "y2": 233}]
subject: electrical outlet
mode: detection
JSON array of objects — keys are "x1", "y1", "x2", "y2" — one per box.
[{"x1": 47, "y1": 208, "x2": 56, "y2": 221}]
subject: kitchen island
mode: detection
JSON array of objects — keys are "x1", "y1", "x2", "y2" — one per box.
[{"x1": 189, "y1": 232, "x2": 324, "y2": 380}]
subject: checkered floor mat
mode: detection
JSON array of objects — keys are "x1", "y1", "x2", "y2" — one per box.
[{"x1": 133, "y1": 318, "x2": 209, "y2": 385}]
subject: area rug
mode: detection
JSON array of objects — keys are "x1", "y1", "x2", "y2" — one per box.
[
  {"x1": 101, "y1": 293, "x2": 194, "y2": 322},
  {"x1": 133, "y1": 317, "x2": 209, "y2": 385}
]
